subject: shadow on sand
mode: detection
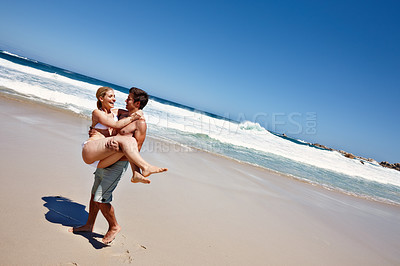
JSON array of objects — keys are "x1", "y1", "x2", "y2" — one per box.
[{"x1": 42, "y1": 196, "x2": 108, "y2": 249}]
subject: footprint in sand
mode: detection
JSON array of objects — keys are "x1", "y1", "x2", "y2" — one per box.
[
  {"x1": 108, "y1": 234, "x2": 134, "y2": 264},
  {"x1": 110, "y1": 234, "x2": 149, "y2": 264}
]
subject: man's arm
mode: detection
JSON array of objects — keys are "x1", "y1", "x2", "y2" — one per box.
[
  {"x1": 116, "y1": 119, "x2": 147, "y2": 166},
  {"x1": 134, "y1": 120, "x2": 147, "y2": 152},
  {"x1": 123, "y1": 120, "x2": 147, "y2": 173}
]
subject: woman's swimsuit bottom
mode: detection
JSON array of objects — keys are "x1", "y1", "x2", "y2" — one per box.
[{"x1": 82, "y1": 111, "x2": 118, "y2": 168}]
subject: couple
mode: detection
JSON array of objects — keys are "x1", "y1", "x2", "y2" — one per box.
[{"x1": 71, "y1": 86, "x2": 167, "y2": 244}]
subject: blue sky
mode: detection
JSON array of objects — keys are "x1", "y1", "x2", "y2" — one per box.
[{"x1": 1, "y1": 0, "x2": 399, "y2": 162}]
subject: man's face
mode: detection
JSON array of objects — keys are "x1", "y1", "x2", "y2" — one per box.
[{"x1": 125, "y1": 93, "x2": 138, "y2": 111}]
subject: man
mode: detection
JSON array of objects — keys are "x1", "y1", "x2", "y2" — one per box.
[{"x1": 70, "y1": 87, "x2": 151, "y2": 244}]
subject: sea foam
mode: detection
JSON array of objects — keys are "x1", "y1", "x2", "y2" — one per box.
[{"x1": 1, "y1": 53, "x2": 399, "y2": 204}]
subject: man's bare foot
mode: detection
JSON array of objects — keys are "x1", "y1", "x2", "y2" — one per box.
[
  {"x1": 131, "y1": 171, "x2": 151, "y2": 184},
  {"x1": 102, "y1": 225, "x2": 121, "y2": 244},
  {"x1": 105, "y1": 137, "x2": 119, "y2": 151},
  {"x1": 68, "y1": 224, "x2": 93, "y2": 233},
  {"x1": 142, "y1": 165, "x2": 168, "y2": 177}
]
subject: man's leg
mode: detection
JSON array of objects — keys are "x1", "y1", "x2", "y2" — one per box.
[
  {"x1": 92, "y1": 161, "x2": 129, "y2": 243},
  {"x1": 98, "y1": 202, "x2": 121, "y2": 244},
  {"x1": 70, "y1": 194, "x2": 100, "y2": 232},
  {"x1": 70, "y1": 161, "x2": 128, "y2": 242}
]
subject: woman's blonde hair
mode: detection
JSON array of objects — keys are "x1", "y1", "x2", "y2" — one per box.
[{"x1": 96, "y1": 87, "x2": 113, "y2": 110}]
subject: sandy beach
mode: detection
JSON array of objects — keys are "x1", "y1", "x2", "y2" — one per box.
[{"x1": 0, "y1": 93, "x2": 399, "y2": 265}]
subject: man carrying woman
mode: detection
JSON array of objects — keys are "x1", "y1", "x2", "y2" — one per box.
[{"x1": 71, "y1": 87, "x2": 165, "y2": 244}]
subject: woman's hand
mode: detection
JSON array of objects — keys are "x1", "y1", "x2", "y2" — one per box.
[{"x1": 130, "y1": 110, "x2": 145, "y2": 121}]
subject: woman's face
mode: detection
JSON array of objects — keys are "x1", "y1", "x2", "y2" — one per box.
[{"x1": 100, "y1": 89, "x2": 116, "y2": 111}]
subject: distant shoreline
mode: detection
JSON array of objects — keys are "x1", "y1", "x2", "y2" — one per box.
[{"x1": 310, "y1": 141, "x2": 400, "y2": 171}]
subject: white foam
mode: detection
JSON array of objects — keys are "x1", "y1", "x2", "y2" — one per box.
[
  {"x1": 0, "y1": 77, "x2": 93, "y2": 108},
  {"x1": 1, "y1": 56, "x2": 400, "y2": 189},
  {"x1": 0, "y1": 57, "x2": 128, "y2": 112},
  {"x1": 1, "y1": 51, "x2": 37, "y2": 62},
  {"x1": 0, "y1": 58, "x2": 100, "y2": 91},
  {"x1": 145, "y1": 98, "x2": 400, "y2": 188}
]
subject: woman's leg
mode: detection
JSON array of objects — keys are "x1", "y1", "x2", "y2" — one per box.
[
  {"x1": 83, "y1": 136, "x2": 167, "y2": 177},
  {"x1": 111, "y1": 135, "x2": 168, "y2": 177},
  {"x1": 82, "y1": 136, "x2": 140, "y2": 166},
  {"x1": 82, "y1": 137, "x2": 117, "y2": 164},
  {"x1": 130, "y1": 163, "x2": 151, "y2": 184},
  {"x1": 97, "y1": 152, "x2": 125, "y2": 168},
  {"x1": 97, "y1": 153, "x2": 152, "y2": 184}
]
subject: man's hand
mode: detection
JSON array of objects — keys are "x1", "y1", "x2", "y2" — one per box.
[{"x1": 105, "y1": 137, "x2": 120, "y2": 151}]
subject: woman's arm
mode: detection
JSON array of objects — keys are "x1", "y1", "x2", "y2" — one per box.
[{"x1": 92, "y1": 109, "x2": 142, "y2": 129}]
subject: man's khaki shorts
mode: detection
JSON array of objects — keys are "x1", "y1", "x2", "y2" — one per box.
[{"x1": 91, "y1": 161, "x2": 129, "y2": 203}]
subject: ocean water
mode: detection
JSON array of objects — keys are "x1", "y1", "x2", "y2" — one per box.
[{"x1": 1, "y1": 50, "x2": 400, "y2": 205}]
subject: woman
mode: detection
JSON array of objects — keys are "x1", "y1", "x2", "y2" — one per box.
[{"x1": 82, "y1": 87, "x2": 167, "y2": 179}]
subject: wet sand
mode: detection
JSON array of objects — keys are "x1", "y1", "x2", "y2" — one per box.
[{"x1": 0, "y1": 94, "x2": 399, "y2": 265}]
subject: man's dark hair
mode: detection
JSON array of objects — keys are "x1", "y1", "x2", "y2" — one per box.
[{"x1": 129, "y1": 87, "x2": 149, "y2": 109}]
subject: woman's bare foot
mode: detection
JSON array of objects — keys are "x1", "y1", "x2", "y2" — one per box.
[
  {"x1": 131, "y1": 171, "x2": 151, "y2": 184},
  {"x1": 142, "y1": 165, "x2": 168, "y2": 177},
  {"x1": 68, "y1": 224, "x2": 93, "y2": 233},
  {"x1": 102, "y1": 225, "x2": 121, "y2": 245}
]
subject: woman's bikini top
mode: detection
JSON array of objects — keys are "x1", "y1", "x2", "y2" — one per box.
[{"x1": 93, "y1": 111, "x2": 118, "y2": 130}]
